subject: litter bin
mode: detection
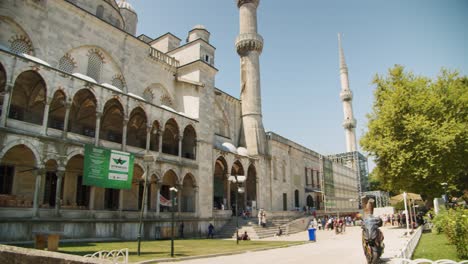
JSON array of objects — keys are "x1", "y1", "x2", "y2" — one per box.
[{"x1": 308, "y1": 228, "x2": 316, "y2": 241}]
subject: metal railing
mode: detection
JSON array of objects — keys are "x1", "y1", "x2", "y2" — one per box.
[{"x1": 84, "y1": 248, "x2": 128, "y2": 264}]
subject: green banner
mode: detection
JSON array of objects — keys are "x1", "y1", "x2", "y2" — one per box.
[{"x1": 83, "y1": 144, "x2": 134, "y2": 189}]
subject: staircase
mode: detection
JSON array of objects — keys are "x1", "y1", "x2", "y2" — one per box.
[{"x1": 217, "y1": 214, "x2": 309, "y2": 239}]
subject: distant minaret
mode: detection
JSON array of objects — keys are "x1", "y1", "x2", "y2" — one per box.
[
  {"x1": 338, "y1": 33, "x2": 357, "y2": 152},
  {"x1": 236, "y1": 0, "x2": 266, "y2": 156}
]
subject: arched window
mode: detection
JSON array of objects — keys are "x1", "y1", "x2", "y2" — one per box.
[
  {"x1": 127, "y1": 107, "x2": 147, "y2": 148},
  {"x1": 111, "y1": 76, "x2": 125, "y2": 91},
  {"x1": 86, "y1": 51, "x2": 103, "y2": 82},
  {"x1": 143, "y1": 88, "x2": 154, "y2": 103},
  {"x1": 48, "y1": 90, "x2": 66, "y2": 130},
  {"x1": 96, "y1": 5, "x2": 104, "y2": 18},
  {"x1": 182, "y1": 125, "x2": 196, "y2": 160},
  {"x1": 58, "y1": 54, "x2": 75, "y2": 74},
  {"x1": 294, "y1": 190, "x2": 299, "y2": 208},
  {"x1": 68, "y1": 89, "x2": 97, "y2": 137},
  {"x1": 160, "y1": 93, "x2": 172, "y2": 106},
  {"x1": 10, "y1": 37, "x2": 32, "y2": 54},
  {"x1": 9, "y1": 71, "x2": 46, "y2": 125},
  {"x1": 162, "y1": 119, "x2": 179, "y2": 156}
]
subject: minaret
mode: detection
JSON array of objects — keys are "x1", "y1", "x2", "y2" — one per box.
[
  {"x1": 236, "y1": 0, "x2": 266, "y2": 156},
  {"x1": 338, "y1": 33, "x2": 357, "y2": 152}
]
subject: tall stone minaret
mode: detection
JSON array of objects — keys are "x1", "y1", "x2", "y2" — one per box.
[
  {"x1": 338, "y1": 33, "x2": 357, "y2": 152},
  {"x1": 236, "y1": 0, "x2": 266, "y2": 156}
]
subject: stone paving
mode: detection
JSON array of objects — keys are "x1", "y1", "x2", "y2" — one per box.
[{"x1": 161, "y1": 225, "x2": 415, "y2": 264}]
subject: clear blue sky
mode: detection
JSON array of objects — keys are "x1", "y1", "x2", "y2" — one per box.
[{"x1": 131, "y1": 0, "x2": 468, "y2": 170}]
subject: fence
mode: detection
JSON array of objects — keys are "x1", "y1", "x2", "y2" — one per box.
[{"x1": 84, "y1": 248, "x2": 128, "y2": 264}]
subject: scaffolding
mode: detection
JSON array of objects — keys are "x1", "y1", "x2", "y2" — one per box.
[
  {"x1": 362, "y1": 191, "x2": 390, "y2": 208},
  {"x1": 327, "y1": 151, "x2": 369, "y2": 208}
]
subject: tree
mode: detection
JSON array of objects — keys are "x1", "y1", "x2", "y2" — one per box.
[{"x1": 361, "y1": 66, "x2": 468, "y2": 201}]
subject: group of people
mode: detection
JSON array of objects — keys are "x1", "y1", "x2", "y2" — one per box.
[{"x1": 379, "y1": 212, "x2": 424, "y2": 228}]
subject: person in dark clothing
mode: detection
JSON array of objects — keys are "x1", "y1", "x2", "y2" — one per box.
[
  {"x1": 179, "y1": 222, "x2": 184, "y2": 238},
  {"x1": 207, "y1": 223, "x2": 214, "y2": 238}
]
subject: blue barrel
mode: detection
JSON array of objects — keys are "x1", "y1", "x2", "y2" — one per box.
[{"x1": 308, "y1": 228, "x2": 316, "y2": 241}]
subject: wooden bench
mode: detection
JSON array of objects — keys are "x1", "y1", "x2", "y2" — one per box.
[{"x1": 32, "y1": 231, "x2": 64, "y2": 251}]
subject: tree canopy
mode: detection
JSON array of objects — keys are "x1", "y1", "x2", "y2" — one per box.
[{"x1": 361, "y1": 66, "x2": 468, "y2": 200}]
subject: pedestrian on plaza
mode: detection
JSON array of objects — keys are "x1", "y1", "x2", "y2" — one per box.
[
  {"x1": 258, "y1": 209, "x2": 263, "y2": 226},
  {"x1": 275, "y1": 227, "x2": 283, "y2": 236},
  {"x1": 261, "y1": 211, "x2": 267, "y2": 227},
  {"x1": 207, "y1": 223, "x2": 214, "y2": 238},
  {"x1": 179, "y1": 221, "x2": 184, "y2": 238}
]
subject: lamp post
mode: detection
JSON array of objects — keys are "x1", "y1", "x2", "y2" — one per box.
[
  {"x1": 170, "y1": 186, "x2": 178, "y2": 257},
  {"x1": 228, "y1": 175, "x2": 246, "y2": 244},
  {"x1": 403, "y1": 192, "x2": 410, "y2": 235}
]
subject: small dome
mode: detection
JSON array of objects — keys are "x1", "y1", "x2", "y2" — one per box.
[
  {"x1": 237, "y1": 147, "x2": 248, "y2": 156},
  {"x1": 221, "y1": 142, "x2": 238, "y2": 154},
  {"x1": 192, "y1": 24, "x2": 206, "y2": 30},
  {"x1": 117, "y1": 0, "x2": 135, "y2": 13}
]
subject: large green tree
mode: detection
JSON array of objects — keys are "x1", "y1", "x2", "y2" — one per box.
[{"x1": 361, "y1": 66, "x2": 468, "y2": 200}]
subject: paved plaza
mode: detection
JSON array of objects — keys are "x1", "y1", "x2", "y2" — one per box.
[{"x1": 161, "y1": 226, "x2": 414, "y2": 264}]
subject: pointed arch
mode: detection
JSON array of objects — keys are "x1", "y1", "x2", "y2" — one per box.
[
  {"x1": 181, "y1": 173, "x2": 196, "y2": 212},
  {"x1": 182, "y1": 125, "x2": 197, "y2": 160},
  {"x1": 9, "y1": 70, "x2": 46, "y2": 125},
  {"x1": 246, "y1": 164, "x2": 257, "y2": 208},
  {"x1": 127, "y1": 107, "x2": 147, "y2": 148},
  {"x1": 48, "y1": 90, "x2": 67, "y2": 130},
  {"x1": 231, "y1": 160, "x2": 245, "y2": 176},
  {"x1": 149, "y1": 120, "x2": 160, "y2": 152},
  {"x1": 68, "y1": 89, "x2": 97, "y2": 137},
  {"x1": 213, "y1": 156, "x2": 228, "y2": 210},
  {"x1": 160, "y1": 169, "x2": 178, "y2": 212},
  {"x1": 162, "y1": 118, "x2": 179, "y2": 156},
  {"x1": 100, "y1": 98, "x2": 124, "y2": 143}
]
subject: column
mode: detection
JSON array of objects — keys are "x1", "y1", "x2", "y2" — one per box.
[
  {"x1": 61, "y1": 100, "x2": 71, "y2": 139},
  {"x1": 41, "y1": 96, "x2": 52, "y2": 135},
  {"x1": 158, "y1": 130, "x2": 163, "y2": 153},
  {"x1": 33, "y1": 168, "x2": 45, "y2": 217},
  {"x1": 0, "y1": 83, "x2": 13, "y2": 127},
  {"x1": 178, "y1": 134, "x2": 182, "y2": 158},
  {"x1": 54, "y1": 168, "x2": 65, "y2": 216},
  {"x1": 177, "y1": 184, "x2": 182, "y2": 213},
  {"x1": 119, "y1": 189, "x2": 124, "y2": 211},
  {"x1": 94, "y1": 111, "x2": 102, "y2": 146},
  {"x1": 194, "y1": 186, "x2": 199, "y2": 216},
  {"x1": 226, "y1": 173, "x2": 231, "y2": 210},
  {"x1": 122, "y1": 117, "x2": 129, "y2": 151},
  {"x1": 145, "y1": 124, "x2": 152, "y2": 151},
  {"x1": 156, "y1": 182, "x2": 161, "y2": 214}
]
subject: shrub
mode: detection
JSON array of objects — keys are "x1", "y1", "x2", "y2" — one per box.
[{"x1": 432, "y1": 207, "x2": 468, "y2": 259}]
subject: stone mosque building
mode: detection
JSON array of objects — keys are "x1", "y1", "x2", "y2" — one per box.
[{"x1": 0, "y1": 0, "x2": 365, "y2": 241}]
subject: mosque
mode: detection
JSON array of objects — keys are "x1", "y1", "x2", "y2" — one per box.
[{"x1": 0, "y1": 0, "x2": 367, "y2": 241}]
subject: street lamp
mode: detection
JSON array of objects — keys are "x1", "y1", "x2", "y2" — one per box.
[
  {"x1": 137, "y1": 154, "x2": 156, "y2": 256},
  {"x1": 170, "y1": 186, "x2": 178, "y2": 257},
  {"x1": 228, "y1": 175, "x2": 246, "y2": 244}
]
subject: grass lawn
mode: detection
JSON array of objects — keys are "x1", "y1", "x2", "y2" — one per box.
[
  {"x1": 412, "y1": 232, "x2": 461, "y2": 261},
  {"x1": 52, "y1": 239, "x2": 306, "y2": 263}
]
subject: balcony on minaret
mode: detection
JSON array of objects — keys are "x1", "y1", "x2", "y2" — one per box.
[
  {"x1": 235, "y1": 33, "x2": 263, "y2": 55},
  {"x1": 340, "y1": 90, "x2": 353, "y2": 101},
  {"x1": 342, "y1": 118, "x2": 356, "y2": 129}
]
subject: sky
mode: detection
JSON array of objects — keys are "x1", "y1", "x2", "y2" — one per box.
[{"x1": 130, "y1": 0, "x2": 468, "y2": 171}]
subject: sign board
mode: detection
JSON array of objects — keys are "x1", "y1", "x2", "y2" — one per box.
[{"x1": 83, "y1": 144, "x2": 134, "y2": 189}]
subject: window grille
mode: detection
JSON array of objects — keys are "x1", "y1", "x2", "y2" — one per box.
[
  {"x1": 58, "y1": 55, "x2": 75, "y2": 74},
  {"x1": 96, "y1": 5, "x2": 104, "y2": 18},
  {"x1": 111, "y1": 77, "x2": 124, "y2": 90},
  {"x1": 87, "y1": 52, "x2": 103, "y2": 82},
  {"x1": 10, "y1": 39, "x2": 31, "y2": 54},
  {"x1": 143, "y1": 89, "x2": 154, "y2": 102},
  {"x1": 160, "y1": 94, "x2": 172, "y2": 106}
]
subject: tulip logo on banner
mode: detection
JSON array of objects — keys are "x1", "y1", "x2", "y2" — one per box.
[{"x1": 84, "y1": 145, "x2": 134, "y2": 189}]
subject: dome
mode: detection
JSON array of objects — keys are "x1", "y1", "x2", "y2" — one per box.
[
  {"x1": 117, "y1": 0, "x2": 135, "y2": 13},
  {"x1": 221, "y1": 142, "x2": 238, "y2": 154},
  {"x1": 237, "y1": 147, "x2": 248, "y2": 156},
  {"x1": 192, "y1": 24, "x2": 206, "y2": 30}
]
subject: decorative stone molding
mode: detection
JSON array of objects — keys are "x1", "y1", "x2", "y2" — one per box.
[
  {"x1": 342, "y1": 118, "x2": 357, "y2": 129},
  {"x1": 340, "y1": 90, "x2": 353, "y2": 101},
  {"x1": 236, "y1": 33, "x2": 264, "y2": 55},
  {"x1": 237, "y1": 0, "x2": 259, "y2": 8}
]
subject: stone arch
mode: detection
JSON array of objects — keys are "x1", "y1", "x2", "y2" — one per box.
[
  {"x1": 181, "y1": 173, "x2": 196, "y2": 212},
  {"x1": 160, "y1": 169, "x2": 178, "y2": 212},
  {"x1": 0, "y1": 140, "x2": 41, "y2": 168},
  {"x1": 8, "y1": 70, "x2": 46, "y2": 125},
  {"x1": 0, "y1": 16, "x2": 35, "y2": 55},
  {"x1": 0, "y1": 144, "x2": 39, "y2": 207},
  {"x1": 42, "y1": 159, "x2": 62, "y2": 207},
  {"x1": 48, "y1": 89, "x2": 67, "y2": 130},
  {"x1": 306, "y1": 195, "x2": 314, "y2": 208},
  {"x1": 162, "y1": 118, "x2": 179, "y2": 156},
  {"x1": 143, "y1": 83, "x2": 174, "y2": 107},
  {"x1": 119, "y1": 163, "x2": 143, "y2": 211},
  {"x1": 213, "y1": 156, "x2": 228, "y2": 210},
  {"x1": 149, "y1": 120, "x2": 161, "y2": 152},
  {"x1": 127, "y1": 107, "x2": 147, "y2": 149},
  {"x1": 68, "y1": 89, "x2": 97, "y2": 137},
  {"x1": 231, "y1": 160, "x2": 245, "y2": 176},
  {"x1": 182, "y1": 125, "x2": 196, "y2": 160},
  {"x1": 64, "y1": 154, "x2": 89, "y2": 208},
  {"x1": 231, "y1": 160, "x2": 246, "y2": 212},
  {"x1": 100, "y1": 98, "x2": 124, "y2": 143},
  {"x1": 246, "y1": 163, "x2": 257, "y2": 209}
]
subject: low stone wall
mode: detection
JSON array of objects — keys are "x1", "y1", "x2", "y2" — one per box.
[{"x1": 0, "y1": 244, "x2": 111, "y2": 264}]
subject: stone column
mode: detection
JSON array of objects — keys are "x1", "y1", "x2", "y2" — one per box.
[
  {"x1": 236, "y1": 0, "x2": 266, "y2": 156},
  {"x1": 33, "y1": 168, "x2": 45, "y2": 217},
  {"x1": 41, "y1": 96, "x2": 52, "y2": 135},
  {"x1": 155, "y1": 182, "x2": 161, "y2": 214},
  {"x1": 177, "y1": 184, "x2": 182, "y2": 213},
  {"x1": 122, "y1": 117, "x2": 129, "y2": 151},
  {"x1": 54, "y1": 168, "x2": 65, "y2": 216},
  {"x1": 158, "y1": 130, "x2": 163, "y2": 153},
  {"x1": 0, "y1": 83, "x2": 13, "y2": 127},
  {"x1": 226, "y1": 173, "x2": 231, "y2": 210},
  {"x1": 94, "y1": 111, "x2": 102, "y2": 146},
  {"x1": 62, "y1": 100, "x2": 71, "y2": 139},
  {"x1": 194, "y1": 186, "x2": 199, "y2": 216},
  {"x1": 119, "y1": 189, "x2": 124, "y2": 211},
  {"x1": 178, "y1": 134, "x2": 183, "y2": 159},
  {"x1": 145, "y1": 124, "x2": 152, "y2": 151}
]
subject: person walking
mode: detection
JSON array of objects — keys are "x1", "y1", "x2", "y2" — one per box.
[
  {"x1": 179, "y1": 222, "x2": 184, "y2": 238},
  {"x1": 207, "y1": 223, "x2": 214, "y2": 239}
]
